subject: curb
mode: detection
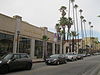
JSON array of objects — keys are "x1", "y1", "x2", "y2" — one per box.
[{"x1": 32, "y1": 60, "x2": 44, "y2": 63}]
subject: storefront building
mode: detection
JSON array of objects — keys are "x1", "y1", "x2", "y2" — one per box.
[{"x1": 0, "y1": 13, "x2": 61, "y2": 58}]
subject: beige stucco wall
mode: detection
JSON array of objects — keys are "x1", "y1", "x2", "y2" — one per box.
[
  {"x1": 0, "y1": 13, "x2": 16, "y2": 34},
  {"x1": 0, "y1": 13, "x2": 55, "y2": 42}
]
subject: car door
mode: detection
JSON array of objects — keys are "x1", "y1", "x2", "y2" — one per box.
[
  {"x1": 58, "y1": 55, "x2": 64, "y2": 63},
  {"x1": 20, "y1": 54, "x2": 29, "y2": 68},
  {"x1": 9, "y1": 54, "x2": 22, "y2": 70}
]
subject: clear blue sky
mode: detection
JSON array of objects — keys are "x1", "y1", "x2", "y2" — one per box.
[{"x1": 0, "y1": 0, "x2": 100, "y2": 40}]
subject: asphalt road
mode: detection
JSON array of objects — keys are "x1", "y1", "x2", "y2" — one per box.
[{"x1": 6, "y1": 55, "x2": 100, "y2": 75}]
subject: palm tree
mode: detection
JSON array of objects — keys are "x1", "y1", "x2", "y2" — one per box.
[
  {"x1": 60, "y1": 6, "x2": 67, "y2": 17},
  {"x1": 68, "y1": 0, "x2": 71, "y2": 17},
  {"x1": 74, "y1": 4, "x2": 79, "y2": 53},
  {"x1": 71, "y1": 0, "x2": 76, "y2": 32},
  {"x1": 83, "y1": 19, "x2": 87, "y2": 49},
  {"x1": 67, "y1": 17, "x2": 73, "y2": 41},
  {"x1": 55, "y1": 23, "x2": 61, "y2": 40},
  {"x1": 59, "y1": 6, "x2": 67, "y2": 40},
  {"x1": 79, "y1": 9, "x2": 83, "y2": 16},
  {"x1": 74, "y1": 4, "x2": 79, "y2": 33},
  {"x1": 58, "y1": 6, "x2": 73, "y2": 53},
  {"x1": 80, "y1": 16, "x2": 84, "y2": 50},
  {"x1": 88, "y1": 22, "x2": 92, "y2": 53},
  {"x1": 42, "y1": 35, "x2": 49, "y2": 59},
  {"x1": 79, "y1": 9, "x2": 84, "y2": 51},
  {"x1": 98, "y1": 15, "x2": 100, "y2": 17},
  {"x1": 89, "y1": 22, "x2": 92, "y2": 39}
]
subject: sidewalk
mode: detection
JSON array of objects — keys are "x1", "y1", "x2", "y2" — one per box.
[{"x1": 32, "y1": 58, "x2": 44, "y2": 63}]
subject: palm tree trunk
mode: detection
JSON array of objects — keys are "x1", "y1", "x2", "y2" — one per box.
[
  {"x1": 80, "y1": 19, "x2": 84, "y2": 50},
  {"x1": 72, "y1": 2, "x2": 76, "y2": 32},
  {"x1": 72, "y1": 37, "x2": 74, "y2": 52},
  {"x1": 63, "y1": 26, "x2": 66, "y2": 41},
  {"x1": 43, "y1": 40, "x2": 47, "y2": 59},
  {"x1": 68, "y1": 0, "x2": 71, "y2": 17},
  {"x1": 75, "y1": 5, "x2": 79, "y2": 53},
  {"x1": 83, "y1": 21, "x2": 87, "y2": 49},
  {"x1": 72, "y1": 2, "x2": 76, "y2": 52}
]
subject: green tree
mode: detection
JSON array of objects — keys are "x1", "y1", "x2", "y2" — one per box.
[
  {"x1": 55, "y1": 23, "x2": 61, "y2": 40},
  {"x1": 98, "y1": 15, "x2": 100, "y2": 17},
  {"x1": 42, "y1": 35, "x2": 49, "y2": 59},
  {"x1": 59, "y1": 6, "x2": 67, "y2": 40}
]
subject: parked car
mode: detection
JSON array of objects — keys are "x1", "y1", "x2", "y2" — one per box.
[
  {"x1": 65, "y1": 53, "x2": 77, "y2": 61},
  {"x1": 93, "y1": 52, "x2": 100, "y2": 55},
  {"x1": 77, "y1": 54, "x2": 84, "y2": 60},
  {"x1": 45, "y1": 54, "x2": 67, "y2": 65},
  {"x1": 81, "y1": 54, "x2": 87, "y2": 57},
  {"x1": 0, "y1": 53, "x2": 32, "y2": 74}
]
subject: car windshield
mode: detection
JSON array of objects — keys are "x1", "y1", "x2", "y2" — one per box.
[
  {"x1": 50, "y1": 55, "x2": 59, "y2": 58},
  {"x1": 1, "y1": 54, "x2": 13, "y2": 60}
]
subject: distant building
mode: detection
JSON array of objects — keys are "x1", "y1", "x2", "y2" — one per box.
[
  {"x1": 83, "y1": 37, "x2": 99, "y2": 53},
  {"x1": 63, "y1": 39, "x2": 82, "y2": 54},
  {"x1": 63, "y1": 37, "x2": 100, "y2": 54}
]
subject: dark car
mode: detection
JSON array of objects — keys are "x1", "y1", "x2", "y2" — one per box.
[
  {"x1": 0, "y1": 53, "x2": 32, "y2": 74},
  {"x1": 45, "y1": 54, "x2": 67, "y2": 65}
]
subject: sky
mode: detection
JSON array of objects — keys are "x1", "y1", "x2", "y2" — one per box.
[{"x1": 0, "y1": 0, "x2": 100, "y2": 40}]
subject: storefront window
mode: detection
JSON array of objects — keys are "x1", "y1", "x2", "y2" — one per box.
[
  {"x1": 47, "y1": 42, "x2": 52, "y2": 57},
  {"x1": 55, "y1": 44, "x2": 60, "y2": 54},
  {"x1": 35, "y1": 40, "x2": 43, "y2": 58},
  {"x1": 0, "y1": 33, "x2": 14, "y2": 56},
  {"x1": 19, "y1": 37, "x2": 31, "y2": 54}
]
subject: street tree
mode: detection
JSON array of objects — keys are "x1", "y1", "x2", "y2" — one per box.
[
  {"x1": 42, "y1": 35, "x2": 49, "y2": 59},
  {"x1": 59, "y1": 6, "x2": 67, "y2": 40},
  {"x1": 74, "y1": 4, "x2": 79, "y2": 52}
]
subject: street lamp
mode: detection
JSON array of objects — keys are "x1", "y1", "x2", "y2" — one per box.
[{"x1": 17, "y1": 31, "x2": 20, "y2": 53}]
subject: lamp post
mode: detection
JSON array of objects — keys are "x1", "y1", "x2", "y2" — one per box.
[
  {"x1": 13, "y1": 15, "x2": 22, "y2": 53},
  {"x1": 17, "y1": 31, "x2": 20, "y2": 53}
]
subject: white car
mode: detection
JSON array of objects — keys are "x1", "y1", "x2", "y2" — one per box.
[{"x1": 65, "y1": 53, "x2": 77, "y2": 61}]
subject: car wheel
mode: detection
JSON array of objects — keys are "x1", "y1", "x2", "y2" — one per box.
[
  {"x1": 45, "y1": 62, "x2": 49, "y2": 65},
  {"x1": 81, "y1": 57, "x2": 83, "y2": 60},
  {"x1": 57, "y1": 61, "x2": 60, "y2": 65},
  {"x1": 0, "y1": 65, "x2": 8, "y2": 74},
  {"x1": 26, "y1": 63, "x2": 32, "y2": 70},
  {"x1": 71, "y1": 58, "x2": 74, "y2": 61},
  {"x1": 75, "y1": 58, "x2": 78, "y2": 61},
  {"x1": 64, "y1": 60, "x2": 67, "y2": 64}
]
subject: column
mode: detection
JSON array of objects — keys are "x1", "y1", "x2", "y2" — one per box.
[
  {"x1": 30, "y1": 38, "x2": 35, "y2": 58},
  {"x1": 13, "y1": 15, "x2": 22, "y2": 53},
  {"x1": 52, "y1": 43, "x2": 55, "y2": 54},
  {"x1": 60, "y1": 40, "x2": 63, "y2": 54}
]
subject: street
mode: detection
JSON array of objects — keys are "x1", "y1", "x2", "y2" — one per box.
[{"x1": 6, "y1": 55, "x2": 100, "y2": 75}]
